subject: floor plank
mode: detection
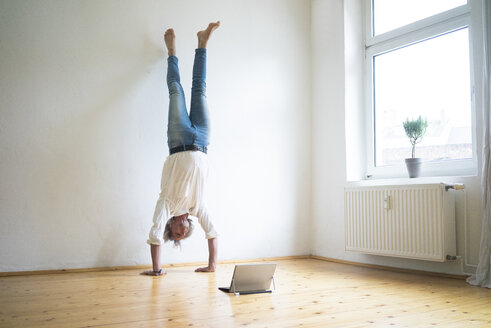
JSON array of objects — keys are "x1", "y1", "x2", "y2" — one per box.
[{"x1": 0, "y1": 259, "x2": 490, "y2": 327}]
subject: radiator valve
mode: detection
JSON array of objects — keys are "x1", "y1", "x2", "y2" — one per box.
[{"x1": 445, "y1": 184, "x2": 465, "y2": 191}]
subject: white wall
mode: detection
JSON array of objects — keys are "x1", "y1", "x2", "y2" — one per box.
[
  {"x1": 311, "y1": 0, "x2": 485, "y2": 276},
  {"x1": 0, "y1": 0, "x2": 312, "y2": 271},
  {"x1": 311, "y1": 0, "x2": 347, "y2": 268}
]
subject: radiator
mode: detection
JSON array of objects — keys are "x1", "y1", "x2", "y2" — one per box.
[{"x1": 344, "y1": 183, "x2": 456, "y2": 262}]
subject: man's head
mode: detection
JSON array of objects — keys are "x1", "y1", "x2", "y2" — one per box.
[{"x1": 163, "y1": 213, "x2": 194, "y2": 247}]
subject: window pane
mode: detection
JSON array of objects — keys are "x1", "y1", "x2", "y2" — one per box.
[
  {"x1": 373, "y1": 0, "x2": 467, "y2": 35},
  {"x1": 373, "y1": 28, "x2": 472, "y2": 167}
]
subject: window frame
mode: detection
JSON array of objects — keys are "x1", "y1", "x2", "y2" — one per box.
[{"x1": 364, "y1": 1, "x2": 479, "y2": 179}]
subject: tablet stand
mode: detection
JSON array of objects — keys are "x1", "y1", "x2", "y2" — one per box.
[{"x1": 231, "y1": 276, "x2": 276, "y2": 296}]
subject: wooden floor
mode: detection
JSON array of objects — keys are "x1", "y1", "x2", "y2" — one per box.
[{"x1": 1, "y1": 258, "x2": 490, "y2": 328}]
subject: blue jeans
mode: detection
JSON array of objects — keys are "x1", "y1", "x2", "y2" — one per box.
[{"x1": 167, "y1": 48, "x2": 210, "y2": 151}]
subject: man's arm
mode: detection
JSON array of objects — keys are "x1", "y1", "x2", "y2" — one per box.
[
  {"x1": 151, "y1": 244, "x2": 163, "y2": 272},
  {"x1": 141, "y1": 244, "x2": 165, "y2": 276},
  {"x1": 193, "y1": 206, "x2": 218, "y2": 272},
  {"x1": 141, "y1": 197, "x2": 171, "y2": 276},
  {"x1": 195, "y1": 237, "x2": 217, "y2": 272}
]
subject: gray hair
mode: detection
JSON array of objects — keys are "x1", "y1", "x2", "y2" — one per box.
[{"x1": 163, "y1": 217, "x2": 194, "y2": 248}]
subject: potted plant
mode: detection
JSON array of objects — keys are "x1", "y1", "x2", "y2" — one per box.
[{"x1": 403, "y1": 116, "x2": 428, "y2": 178}]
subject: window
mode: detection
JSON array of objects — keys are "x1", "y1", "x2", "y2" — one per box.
[
  {"x1": 372, "y1": 0, "x2": 467, "y2": 35},
  {"x1": 365, "y1": 0, "x2": 478, "y2": 178}
]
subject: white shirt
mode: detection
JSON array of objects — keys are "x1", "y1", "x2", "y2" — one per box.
[{"x1": 147, "y1": 151, "x2": 217, "y2": 245}]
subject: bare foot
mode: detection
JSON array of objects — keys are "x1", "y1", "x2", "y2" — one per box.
[
  {"x1": 140, "y1": 269, "x2": 167, "y2": 276},
  {"x1": 197, "y1": 21, "x2": 220, "y2": 48},
  {"x1": 164, "y1": 28, "x2": 176, "y2": 56}
]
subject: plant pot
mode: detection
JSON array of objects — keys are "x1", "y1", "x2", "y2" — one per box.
[{"x1": 405, "y1": 158, "x2": 423, "y2": 178}]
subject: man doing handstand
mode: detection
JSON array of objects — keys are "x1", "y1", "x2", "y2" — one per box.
[{"x1": 142, "y1": 21, "x2": 220, "y2": 276}]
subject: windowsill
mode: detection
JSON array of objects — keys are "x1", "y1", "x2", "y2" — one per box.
[
  {"x1": 360, "y1": 159, "x2": 478, "y2": 184},
  {"x1": 346, "y1": 174, "x2": 479, "y2": 187}
]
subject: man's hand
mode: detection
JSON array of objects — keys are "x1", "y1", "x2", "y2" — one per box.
[
  {"x1": 195, "y1": 266, "x2": 215, "y2": 272},
  {"x1": 140, "y1": 269, "x2": 166, "y2": 276}
]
